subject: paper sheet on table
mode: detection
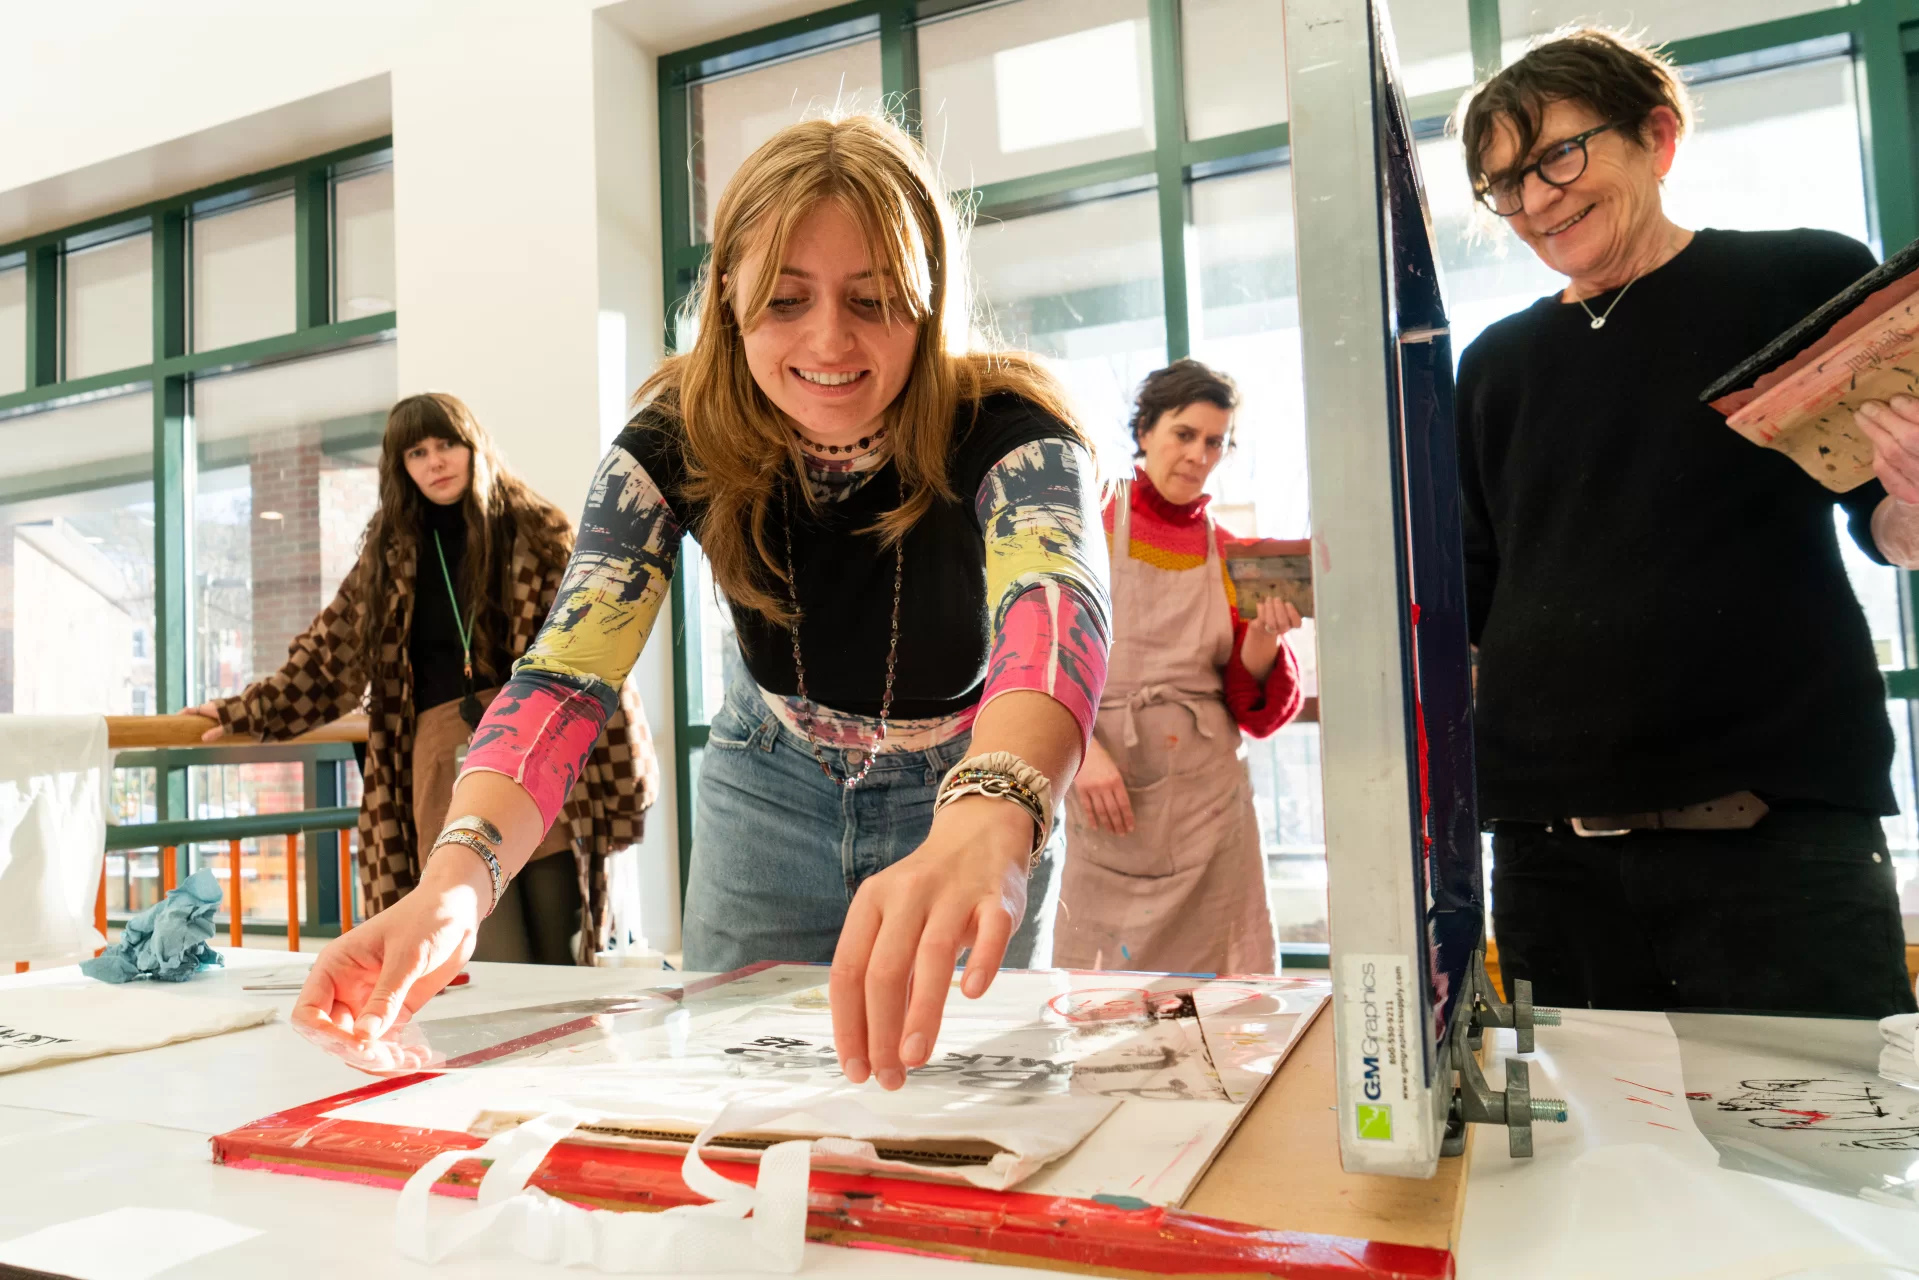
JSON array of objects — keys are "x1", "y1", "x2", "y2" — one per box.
[
  {"x1": 1457, "y1": 1010, "x2": 1919, "y2": 1280},
  {"x1": 0, "y1": 984, "x2": 276, "y2": 1073},
  {"x1": 324, "y1": 966, "x2": 1326, "y2": 1204}
]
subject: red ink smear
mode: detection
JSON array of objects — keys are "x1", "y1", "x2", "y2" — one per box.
[
  {"x1": 1686, "y1": 1092, "x2": 1712, "y2": 1100},
  {"x1": 1647, "y1": 1122, "x2": 1678, "y2": 1131},
  {"x1": 1626, "y1": 1096, "x2": 1671, "y2": 1111},
  {"x1": 1615, "y1": 1077, "x2": 1674, "y2": 1096},
  {"x1": 1777, "y1": 1109, "x2": 1830, "y2": 1125}
]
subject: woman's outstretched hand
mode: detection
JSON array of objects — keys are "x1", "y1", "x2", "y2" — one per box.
[
  {"x1": 290, "y1": 854, "x2": 489, "y2": 1072},
  {"x1": 828, "y1": 794, "x2": 1033, "y2": 1091}
]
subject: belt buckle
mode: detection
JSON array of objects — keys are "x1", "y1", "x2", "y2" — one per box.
[{"x1": 1569, "y1": 817, "x2": 1630, "y2": 838}]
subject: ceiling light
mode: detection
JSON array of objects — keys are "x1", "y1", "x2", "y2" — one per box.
[{"x1": 259, "y1": 511, "x2": 284, "y2": 521}]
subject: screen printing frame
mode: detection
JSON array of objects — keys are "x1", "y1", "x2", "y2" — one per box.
[{"x1": 1286, "y1": 0, "x2": 1485, "y2": 1177}]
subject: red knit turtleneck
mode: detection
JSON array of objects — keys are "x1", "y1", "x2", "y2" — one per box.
[
  {"x1": 1134, "y1": 467, "x2": 1209, "y2": 524},
  {"x1": 1102, "y1": 468, "x2": 1213, "y2": 568}
]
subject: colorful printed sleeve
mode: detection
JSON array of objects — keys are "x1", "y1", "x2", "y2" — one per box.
[
  {"x1": 976, "y1": 438, "x2": 1111, "y2": 747},
  {"x1": 461, "y1": 444, "x2": 682, "y2": 828}
]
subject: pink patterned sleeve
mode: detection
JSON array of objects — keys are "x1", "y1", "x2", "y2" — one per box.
[{"x1": 975, "y1": 438, "x2": 1111, "y2": 744}]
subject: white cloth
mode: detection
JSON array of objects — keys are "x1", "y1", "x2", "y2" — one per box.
[
  {"x1": 0, "y1": 983, "x2": 276, "y2": 1073},
  {"x1": 1878, "y1": 1012, "x2": 1919, "y2": 1088},
  {"x1": 0, "y1": 715, "x2": 108, "y2": 964},
  {"x1": 396, "y1": 1097, "x2": 896, "y2": 1273}
]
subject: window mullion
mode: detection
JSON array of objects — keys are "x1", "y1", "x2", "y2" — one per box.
[
  {"x1": 1149, "y1": 0, "x2": 1191, "y2": 360},
  {"x1": 880, "y1": 0, "x2": 921, "y2": 138},
  {"x1": 294, "y1": 166, "x2": 331, "y2": 330},
  {"x1": 1467, "y1": 0, "x2": 1501, "y2": 80},
  {"x1": 24, "y1": 245, "x2": 57, "y2": 387}
]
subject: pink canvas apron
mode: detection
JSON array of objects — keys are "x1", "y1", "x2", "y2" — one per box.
[{"x1": 1054, "y1": 483, "x2": 1276, "y2": 974}]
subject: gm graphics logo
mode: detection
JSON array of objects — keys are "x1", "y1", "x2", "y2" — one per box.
[{"x1": 1356, "y1": 960, "x2": 1392, "y2": 1141}]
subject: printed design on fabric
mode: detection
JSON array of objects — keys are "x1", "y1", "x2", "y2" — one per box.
[
  {"x1": 1706, "y1": 1078, "x2": 1919, "y2": 1149},
  {"x1": 797, "y1": 430, "x2": 891, "y2": 504},
  {"x1": 464, "y1": 445, "x2": 680, "y2": 831},
  {"x1": 759, "y1": 690, "x2": 976, "y2": 753},
  {"x1": 976, "y1": 439, "x2": 1111, "y2": 741}
]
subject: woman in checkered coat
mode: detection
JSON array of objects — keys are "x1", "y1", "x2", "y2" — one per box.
[{"x1": 188, "y1": 393, "x2": 657, "y2": 964}]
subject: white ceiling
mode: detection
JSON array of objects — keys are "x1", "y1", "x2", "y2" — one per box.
[
  {"x1": 597, "y1": 0, "x2": 847, "y2": 55},
  {"x1": 0, "y1": 74, "x2": 391, "y2": 248}
]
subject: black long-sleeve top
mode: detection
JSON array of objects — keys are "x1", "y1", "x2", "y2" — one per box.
[{"x1": 1455, "y1": 227, "x2": 1895, "y2": 821}]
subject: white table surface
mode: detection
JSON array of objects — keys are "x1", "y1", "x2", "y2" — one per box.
[{"x1": 4, "y1": 950, "x2": 1919, "y2": 1279}]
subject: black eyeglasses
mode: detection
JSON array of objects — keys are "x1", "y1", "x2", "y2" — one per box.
[{"x1": 1476, "y1": 122, "x2": 1620, "y2": 217}]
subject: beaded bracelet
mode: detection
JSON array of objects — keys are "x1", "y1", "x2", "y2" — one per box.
[
  {"x1": 431, "y1": 830, "x2": 503, "y2": 916},
  {"x1": 935, "y1": 751, "x2": 1055, "y2": 872}
]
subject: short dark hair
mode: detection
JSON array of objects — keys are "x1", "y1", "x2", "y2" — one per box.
[
  {"x1": 1129, "y1": 359, "x2": 1238, "y2": 458},
  {"x1": 1455, "y1": 26, "x2": 1692, "y2": 199}
]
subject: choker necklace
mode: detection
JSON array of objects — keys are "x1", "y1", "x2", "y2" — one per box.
[
  {"x1": 782, "y1": 487, "x2": 903, "y2": 789},
  {"x1": 794, "y1": 426, "x2": 889, "y2": 458},
  {"x1": 1576, "y1": 274, "x2": 1640, "y2": 330}
]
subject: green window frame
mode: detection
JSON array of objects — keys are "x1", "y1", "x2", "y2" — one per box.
[
  {"x1": 656, "y1": 0, "x2": 1919, "y2": 909},
  {"x1": 0, "y1": 135, "x2": 397, "y2": 916}
]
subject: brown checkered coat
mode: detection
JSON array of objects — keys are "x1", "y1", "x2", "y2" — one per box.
[{"x1": 213, "y1": 524, "x2": 659, "y2": 963}]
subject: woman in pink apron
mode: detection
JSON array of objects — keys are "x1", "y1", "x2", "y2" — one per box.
[{"x1": 1057, "y1": 361, "x2": 1304, "y2": 974}]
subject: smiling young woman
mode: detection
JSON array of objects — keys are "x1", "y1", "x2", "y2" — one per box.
[
  {"x1": 288, "y1": 114, "x2": 1112, "y2": 1090},
  {"x1": 188, "y1": 393, "x2": 656, "y2": 966}
]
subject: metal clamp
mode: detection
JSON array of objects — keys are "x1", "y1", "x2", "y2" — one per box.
[{"x1": 1442, "y1": 947, "x2": 1567, "y2": 1159}]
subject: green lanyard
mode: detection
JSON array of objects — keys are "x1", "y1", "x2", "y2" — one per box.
[
  {"x1": 432, "y1": 530, "x2": 473, "y2": 684},
  {"x1": 431, "y1": 529, "x2": 487, "y2": 729}
]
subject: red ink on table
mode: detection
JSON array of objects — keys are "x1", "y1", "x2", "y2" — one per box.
[{"x1": 1614, "y1": 1077, "x2": 1673, "y2": 1096}]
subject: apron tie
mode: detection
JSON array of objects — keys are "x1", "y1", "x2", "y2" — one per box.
[{"x1": 1102, "y1": 683, "x2": 1219, "y2": 749}]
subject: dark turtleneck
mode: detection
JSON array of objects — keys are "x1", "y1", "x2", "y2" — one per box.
[{"x1": 411, "y1": 499, "x2": 484, "y2": 714}]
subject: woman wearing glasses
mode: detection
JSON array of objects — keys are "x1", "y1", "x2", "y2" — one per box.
[{"x1": 1455, "y1": 28, "x2": 1919, "y2": 1017}]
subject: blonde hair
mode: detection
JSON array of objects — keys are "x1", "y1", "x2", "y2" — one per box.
[{"x1": 634, "y1": 112, "x2": 1083, "y2": 623}]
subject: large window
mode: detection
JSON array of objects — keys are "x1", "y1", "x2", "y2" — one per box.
[
  {"x1": 660, "y1": 0, "x2": 1919, "y2": 960},
  {"x1": 0, "y1": 141, "x2": 398, "y2": 929}
]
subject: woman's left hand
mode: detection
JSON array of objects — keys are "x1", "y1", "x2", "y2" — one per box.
[
  {"x1": 829, "y1": 794, "x2": 1033, "y2": 1091},
  {"x1": 1238, "y1": 597, "x2": 1303, "y2": 682},
  {"x1": 1857, "y1": 397, "x2": 1919, "y2": 504}
]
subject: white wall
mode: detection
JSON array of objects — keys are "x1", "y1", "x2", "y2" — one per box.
[{"x1": 0, "y1": 0, "x2": 821, "y2": 951}]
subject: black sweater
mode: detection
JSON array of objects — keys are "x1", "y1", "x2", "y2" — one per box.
[
  {"x1": 1456, "y1": 227, "x2": 1895, "y2": 820},
  {"x1": 410, "y1": 502, "x2": 509, "y2": 713}
]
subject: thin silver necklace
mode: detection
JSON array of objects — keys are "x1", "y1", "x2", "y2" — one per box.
[
  {"x1": 781, "y1": 487, "x2": 903, "y2": 790},
  {"x1": 1575, "y1": 274, "x2": 1640, "y2": 330}
]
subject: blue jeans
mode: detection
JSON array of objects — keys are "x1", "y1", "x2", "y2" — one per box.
[{"x1": 682, "y1": 681, "x2": 1060, "y2": 973}]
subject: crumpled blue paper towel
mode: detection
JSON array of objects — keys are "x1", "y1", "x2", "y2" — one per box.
[{"x1": 80, "y1": 867, "x2": 225, "y2": 982}]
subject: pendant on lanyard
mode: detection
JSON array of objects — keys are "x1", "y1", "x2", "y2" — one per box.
[{"x1": 432, "y1": 530, "x2": 486, "y2": 765}]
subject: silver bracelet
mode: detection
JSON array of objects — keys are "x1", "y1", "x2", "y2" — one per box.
[
  {"x1": 432, "y1": 830, "x2": 503, "y2": 916},
  {"x1": 439, "y1": 813, "x2": 504, "y2": 847}
]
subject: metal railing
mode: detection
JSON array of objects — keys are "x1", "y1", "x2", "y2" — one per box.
[{"x1": 12, "y1": 713, "x2": 368, "y2": 972}]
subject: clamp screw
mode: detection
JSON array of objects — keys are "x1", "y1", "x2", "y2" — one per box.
[
  {"x1": 1531, "y1": 1097, "x2": 1568, "y2": 1123},
  {"x1": 1533, "y1": 1007, "x2": 1562, "y2": 1026}
]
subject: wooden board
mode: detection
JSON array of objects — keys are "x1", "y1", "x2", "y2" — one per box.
[{"x1": 1188, "y1": 1006, "x2": 1469, "y2": 1252}]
